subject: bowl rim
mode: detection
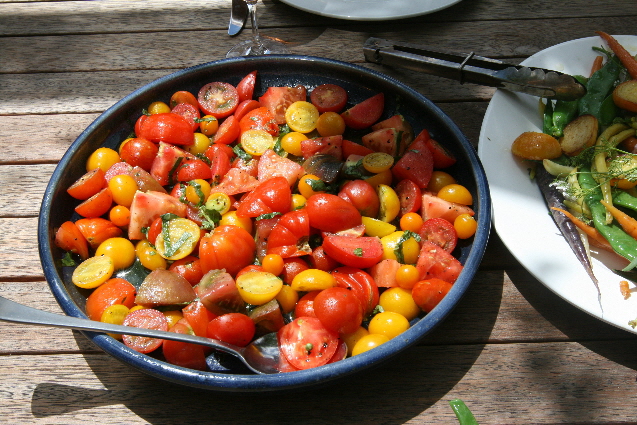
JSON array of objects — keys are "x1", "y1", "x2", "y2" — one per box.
[{"x1": 38, "y1": 54, "x2": 491, "y2": 391}]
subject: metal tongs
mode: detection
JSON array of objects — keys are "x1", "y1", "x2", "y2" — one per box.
[{"x1": 363, "y1": 37, "x2": 587, "y2": 101}]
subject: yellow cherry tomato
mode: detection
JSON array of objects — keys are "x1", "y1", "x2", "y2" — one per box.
[
  {"x1": 108, "y1": 174, "x2": 138, "y2": 208},
  {"x1": 219, "y1": 210, "x2": 253, "y2": 233},
  {"x1": 395, "y1": 264, "x2": 420, "y2": 289},
  {"x1": 186, "y1": 179, "x2": 212, "y2": 205},
  {"x1": 100, "y1": 304, "x2": 130, "y2": 339},
  {"x1": 298, "y1": 174, "x2": 325, "y2": 198},
  {"x1": 379, "y1": 287, "x2": 420, "y2": 321},
  {"x1": 377, "y1": 184, "x2": 400, "y2": 223},
  {"x1": 236, "y1": 271, "x2": 283, "y2": 305},
  {"x1": 275, "y1": 285, "x2": 299, "y2": 313},
  {"x1": 279, "y1": 131, "x2": 307, "y2": 157},
  {"x1": 129, "y1": 305, "x2": 146, "y2": 313},
  {"x1": 428, "y1": 170, "x2": 457, "y2": 193},
  {"x1": 206, "y1": 192, "x2": 232, "y2": 215},
  {"x1": 437, "y1": 184, "x2": 473, "y2": 205},
  {"x1": 454, "y1": 213, "x2": 478, "y2": 239},
  {"x1": 291, "y1": 194, "x2": 307, "y2": 210},
  {"x1": 380, "y1": 231, "x2": 420, "y2": 264},
  {"x1": 148, "y1": 101, "x2": 171, "y2": 114},
  {"x1": 109, "y1": 205, "x2": 131, "y2": 227},
  {"x1": 368, "y1": 311, "x2": 410, "y2": 339},
  {"x1": 362, "y1": 152, "x2": 394, "y2": 174},
  {"x1": 71, "y1": 255, "x2": 114, "y2": 289},
  {"x1": 96, "y1": 237, "x2": 136, "y2": 270},
  {"x1": 316, "y1": 111, "x2": 346, "y2": 136},
  {"x1": 290, "y1": 269, "x2": 337, "y2": 292},
  {"x1": 86, "y1": 147, "x2": 120, "y2": 173},
  {"x1": 135, "y1": 239, "x2": 167, "y2": 271},
  {"x1": 341, "y1": 326, "x2": 369, "y2": 357},
  {"x1": 154, "y1": 217, "x2": 201, "y2": 261},
  {"x1": 163, "y1": 310, "x2": 184, "y2": 329},
  {"x1": 199, "y1": 115, "x2": 219, "y2": 136},
  {"x1": 187, "y1": 132, "x2": 212, "y2": 155},
  {"x1": 365, "y1": 169, "x2": 393, "y2": 188},
  {"x1": 262, "y1": 254, "x2": 285, "y2": 276},
  {"x1": 285, "y1": 101, "x2": 319, "y2": 133},
  {"x1": 241, "y1": 129, "x2": 275, "y2": 156},
  {"x1": 400, "y1": 212, "x2": 424, "y2": 232},
  {"x1": 361, "y1": 216, "x2": 396, "y2": 238},
  {"x1": 351, "y1": 333, "x2": 389, "y2": 356}
]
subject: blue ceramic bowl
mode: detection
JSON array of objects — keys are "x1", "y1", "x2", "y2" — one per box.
[{"x1": 38, "y1": 55, "x2": 491, "y2": 392}]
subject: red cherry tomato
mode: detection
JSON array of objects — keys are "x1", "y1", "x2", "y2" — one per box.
[
  {"x1": 119, "y1": 138, "x2": 159, "y2": 172},
  {"x1": 122, "y1": 308, "x2": 169, "y2": 354},
  {"x1": 310, "y1": 83, "x2": 348, "y2": 113},
  {"x1": 199, "y1": 225, "x2": 256, "y2": 276},
  {"x1": 314, "y1": 287, "x2": 363, "y2": 334},
  {"x1": 418, "y1": 217, "x2": 458, "y2": 253},
  {"x1": 304, "y1": 193, "x2": 362, "y2": 233},
  {"x1": 169, "y1": 255, "x2": 204, "y2": 286},
  {"x1": 85, "y1": 277, "x2": 136, "y2": 321},
  {"x1": 171, "y1": 102, "x2": 201, "y2": 131},
  {"x1": 206, "y1": 313, "x2": 255, "y2": 347},
  {"x1": 67, "y1": 167, "x2": 107, "y2": 200},
  {"x1": 294, "y1": 290, "x2": 320, "y2": 318},
  {"x1": 54, "y1": 221, "x2": 89, "y2": 259},
  {"x1": 395, "y1": 178, "x2": 422, "y2": 217},
  {"x1": 169, "y1": 90, "x2": 199, "y2": 109},
  {"x1": 234, "y1": 99, "x2": 262, "y2": 121},
  {"x1": 411, "y1": 277, "x2": 453, "y2": 313},
  {"x1": 75, "y1": 217, "x2": 123, "y2": 249},
  {"x1": 236, "y1": 70, "x2": 257, "y2": 103},
  {"x1": 163, "y1": 321, "x2": 208, "y2": 370},
  {"x1": 213, "y1": 115, "x2": 241, "y2": 145},
  {"x1": 236, "y1": 177, "x2": 292, "y2": 218},
  {"x1": 238, "y1": 106, "x2": 279, "y2": 137},
  {"x1": 322, "y1": 235, "x2": 384, "y2": 269},
  {"x1": 182, "y1": 299, "x2": 216, "y2": 337},
  {"x1": 266, "y1": 209, "x2": 311, "y2": 258},
  {"x1": 338, "y1": 179, "x2": 380, "y2": 218},
  {"x1": 258, "y1": 85, "x2": 307, "y2": 125},
  {"x1": 308, "y1": 246, "x2": 341, "y2": 271},
  {"x1": 197, "y1": 81, "x2": 239, "y2": 119},
  {"x1": 416, "y1": 240, "x2": 463, "y2": 284},
  {"x1": 278, "y1": 317, "x2": 339, "y2": 370},
  {"x1": 74, "y1": 188, "x2": 113, "y2": 218},
  {"x1": 332, "y1": 266, "x2": 379, "y2": 317},
  {"x1": 281, "y1": 257, "x2": 310, "y2": 285},
  {"x1": 137, "y1": 112, "x2": 194, "y2": 146}
]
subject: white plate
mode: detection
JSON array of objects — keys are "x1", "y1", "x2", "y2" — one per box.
[
  {"x1": 279, "y1": 0, "x2": 462, "y2": 21},
  {"x1": 478, "y1": 35, "x2": 637, "y2": 333}
]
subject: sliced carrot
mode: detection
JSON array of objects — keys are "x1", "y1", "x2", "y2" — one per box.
[
  {"x1": 550, "y1": 207, "x2": 614, "y2": 251},
  {"x1": 590, "y1": 55, "x2": 604, "y2": 77},
  {"x1": 599, "y1": 200, "x2": 637, "y2": 240},
  {"x1": 596, "y1": 31, "x2": 637, "y2": 80}
]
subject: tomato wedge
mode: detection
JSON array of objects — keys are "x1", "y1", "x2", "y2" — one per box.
[
  {"x1": 322, "y1": 235, "x2": 383, "y2": 269},
  {"x1": 162, "y1": 321, "x2": 208, "y2": 370},
  {"x1": 278, "y1": 317, "x2": 339, "y2": 370},
  {"x1": 236, "y1": 177, "x2": 292, "y2": 218},
  {"x1": 236, "y1": 70, "x2": 257, "y2": 103},
  {"x1": 418, "y1": 217, "x2": 458, "y2": 253},
  {"x1": 416, "y1": 240, "x2": 463, "y2": 283},
  {"x1": 67, "y1": 167, "x2": 106, "y2": 200},
  {"x1": 340, "y1": 93, "x2": 384, "y2": 130},
  {"x1": 267, "y1": 209, "x2": 312, "y2": 257}
]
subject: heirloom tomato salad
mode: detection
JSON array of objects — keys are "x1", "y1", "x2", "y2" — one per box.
[{"x1": 54, "y1": 70, "x2": 477, "y2": 372}]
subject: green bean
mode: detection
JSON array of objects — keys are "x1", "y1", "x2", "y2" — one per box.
[
  {"x1": 579, "y1": 55, "x2": 622, "y2": 125},
  {"x1": 449, "y1": 399, "x2": 479, "y2": 425}
]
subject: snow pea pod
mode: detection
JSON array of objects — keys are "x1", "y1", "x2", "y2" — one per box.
[
  {"x1": 545, "y1": 76, "x2": 587, "y2": 138},
  {"x1": 613, "y1": 190, "x2": 637, "y2": 213},
  {"x1": 579, "y1": 167, "x2": 637, "y2": 263},
  {"x1": 578, "y1": 55, "x2": 622, "y2": 125}
]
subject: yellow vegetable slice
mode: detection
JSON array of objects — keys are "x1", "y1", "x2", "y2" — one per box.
[
  {"x1": 236, "y1": 271, "x2": 283, "y2": 305},
  {"x1": 154, "y1": 217, "x2": 201, "y2": 261},
  {"x1": 377, "y1": 184, "x2": 400, "y2": 223},
  {"x1": 285, "y1": 101, "x2": 319, "y2": 133},
  {"x1": 380, "y1": 231, "x2": 420, "y2": 264},
  {"x1": 290, "y1": 269, "x2": 336, "y2": 292},
  {"x1": 206, "y1": 192, "x2": 232, "y2": 215},
  {"x1": 240, "y1": 129, "x2": 275, "y2": 156},
  {"x1": 100, "y1": 304, "x2": 130, "y2": 339},
  {"x1": 361, "y1": 216, "x2": 396, "y2": 237},
  {"x1": 72, "y1": 255, "x2": 114, "y2": 289},
  {"x1": 362, "y1": 152, "x2": 394, "y2": 173}
]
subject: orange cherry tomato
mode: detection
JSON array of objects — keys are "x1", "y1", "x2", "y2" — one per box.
[{"x1": 74, "y1": 188, "x2": 113, "y2": 218}]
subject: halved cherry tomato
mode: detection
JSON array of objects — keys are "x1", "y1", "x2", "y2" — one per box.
[
  {"x1": 182, "y1": 300, "x2": 216, "y2": 337},
  {"x1": 85, "y1": 277, "x2": 136, "y2": 321},
  {"x1": 294, "y1": 290, "x2": 319, "y2": 318},
  {"x1": 207, "y1": 313, "x2": 255, "y2": 347},
  {"x1": 285, "y1": 101, "x2": 319, "y2": 133},
  {"x1": 67, "y1": 168, "x2": 107, "y2": 200},
  {"x1": 418, "y1": 217, "x2": 458, "y2": 253},
  {"x1": 310, "y1": 84, "x2": 348, "y2": 113},
  {"x1": 239, "y1": 106, "x2": 279, "y2": 137},
  {"x1": 75, "y1": 217, "x2": 123, "y2": 249},
  {"x1": 122, "y1": 308, "x2": 169, "y2": 354},
  {"x1": 304, "y1": 193, "x2": 362, "y2": 233},
  {"x1": 169, "y1": 255, "x2": 204, "y2": 286},
  {"x1": 199, "y1": 225, "x2": 256, "y2": 276},
  {"x1": 236, "y1": 177, "x2": 292, "y2": 218},
  {"x1": 176, "y1": 157, "x2": 212, "y2": 181},
  {"x1": 266, "y1": 209, "x2": 311, "y2": 258},
  {"x1": 162, "y1": 321, "x2": 208, "y2": 370},
  {"x1": 198, "y1": 81, "x2": 239, "y2": 119},
  {"x1": 74, "y1": 188, "x2": 113, "y2": 218},
  {"x1": 314, "y1": 287, "x2": 363, "y2": 334},
  {"x1": 340, "y1": 92, "x2": 384, "y2": 130},
  {"x1": 236, "y1": 70, "x2": 257, "y2": 103},
  {"x1": 259, "y1": 85, "x2": 307, "y2": 125},
  {"x1": 137, "y1": 112, "x2": 194, "y2": 146},
  {"x1": 416, "y1": 240, "x2": 463, "y2": 283},
  {"x1": 54, "y1": 221, "x2": 89, "y2": 259},
  {"x1": 308, "y1": 245, "x2": 341, "y2": 271},
  {"x1": 234, "y1": 99, "x2": 262, "y2": 121},
  {"x1": 279, "y1": 317, "x2": 339, "y2": 369},
  {"x1": 411, "y1": 277, "x2": 453, "y2": 313},
  {"x1": 281, "y1": 257, "x2": 310, "y2": 285},
  {"x1": 171, "y1": 102, "x2": 201, "y2": 131},
  {"x1": 322, "y1": 235, "x2": 384, "y2": 269},
  {"x1": 169, "y1": 90, "x2": 199, "y2": 109},
  {"x1": 119, "y1": 137, "x2": 159, "y2": 172},
  {"x1": 213, "y1": 115, "x2": 241, "y2": 145},
  {"x1": 395, "y1": 178, "x2": 422, "y2": 217}
]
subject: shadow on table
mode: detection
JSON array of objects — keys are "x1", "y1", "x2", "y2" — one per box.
[{"x1": 30, "y1": 271, "x2": 501, "y2": 424}]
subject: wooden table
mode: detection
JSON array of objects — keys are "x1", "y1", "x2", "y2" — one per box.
[{"x1": 2, "y1": 0, "x2": 637, "y2": 423}]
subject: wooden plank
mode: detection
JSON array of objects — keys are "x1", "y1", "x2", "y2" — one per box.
[
  {"x1": 1, "y1": 340, "x2": 637, "y2": 423},
  {"x1": 0, "y1": 165, "x2": 55, "y2": 217}
]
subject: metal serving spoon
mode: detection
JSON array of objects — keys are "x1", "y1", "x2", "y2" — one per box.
[{"x1": 0, "y1": 296, "x2": 280, "y2": 374}]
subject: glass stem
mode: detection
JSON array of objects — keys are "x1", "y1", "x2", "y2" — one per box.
[{"x1": 247, "y1": 1, "x2": 260, "y2": 42}]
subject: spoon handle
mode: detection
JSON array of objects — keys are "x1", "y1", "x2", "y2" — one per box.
[{"x1": 0, "y1": 295, "x2": 238, "y2": 353}]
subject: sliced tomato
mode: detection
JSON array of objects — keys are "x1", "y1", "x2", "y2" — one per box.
[
  {"x1": 135, "y1": 269, "x2": 197, "y2": 306},
  {"x1": 137, "y1": 112, "x2": 194, "y2": 146},
  {"x1": 171, "y1": 102, "x2": 201, "y2": 131},
  {"x1": 257, "y1": 149, "x2": 304, "y2": 186},
  {"x1": 182, "y1": 299, "x2": 216, "y2": 337},
  {"x1": 278, "y1": 317, "x2": 339, "y2": 370},
  {"x1": 310, "y1": 83, "x2": 348, "y2": 113},
  {"x1": 162, "y1": 321, "x2": 208, "y2": 370},
  {"x1": 236, "y1": 70, "x2": 257, "y2": 103},
  {"x1": 392, "y1": 144, "x2": 434, "y2": 188},
  {"x1": 332, "y1": 266, "x2": 379, "y2": 317},
  {"x1": 411, "y1": 277, "x2": 453, "y2": 313},
  {"x1": 239, "y1": 106, "x2": 279, "y2": 137},
  {"x1": 416, "y1": 240, "x2": 463, "y2": 283},
  {"x1": 340, "y1": 93, "x2": 384, "y2": 130},
  {"x1": 150, "y1": 142, "x2": 191, "y2": 186},
  {"x1": 122, "y1": 308, "x2": 169, "y2": 354},
  {"x1": 248, "y1": 299, "x2": 286, "y2": 335},
  {"x1": 67, "y1": 168, "x2": 107, "y2": 200},
  {"x1": 308, "y1": 245, "x2": 341, "y2": 271},
  {"x1": 267, "y1": 209, "x2": 312, "y2": 258},
  {"x1": 236, "y1": 176, "x2": 292, "y2": 218},
  {"x1": 197, "y1": 81, "x2": 239, "y2": 119},
  {"x1": 127, "y1": 190, "x2": 187, "y2": 240},
  {"x1": 418, "y1": 217, "x2": 458, "y2": 253},
  {"x1": 206, "y1": 143, "x2": 232, "y2": 183},
  {"x1": 259, "y1": 85, "x2": 307, "y2": 125},
  {"x1": 300, "y1": 135, "x2": 343, "y2": 160},
  {"x1": 176, "y1": 157, "x2": 212, "y2": 181},
  {"x1": 421, "y1": 191, "x2": 475, "y2": 223},
  {"x1": 211, "y1": 167, "x2": 259, "y2": 196},
  {"x1": 425, "y1": 138, "x2": 457, "y2": 168},
  {"x1": 322, "y1": 235, "x2": 383, "y2": 269},
  {"x1": 367, "y1": 258, "x2": 400, "y2": 288},
  {"x1": 54, "y1": 221, "x2": 89, "y2": 259},
  {"x1": 342, "y1": 139, "x2": 374, "y2": 157},
  {"x1": 395, "y1": 179, "x2": 422, "y2": 216},
  {"x1": 213, "y1": 115, "x2": 241, "y2": 145},
  {"x1": 199, "y1": 225, "x2": 256, "y2": 276},
  {"x1": 195, "y1": 269, "x2": 246, "y2": 315},
  {"x1": 75, "y1": 217, "x2": 123, "y2": 249},
  {"x1": 85, "y1": 277, "x2": 136, "y2": 321},
  {"x1": 74, "y1": 188, "x2": 113, "y2": 218},
  {"x1": 234, "y1": 99, "x2": 262, "y2": 121},
  {"x1": 305, "y1": 193, "x2": 362, "y2": 233}
]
